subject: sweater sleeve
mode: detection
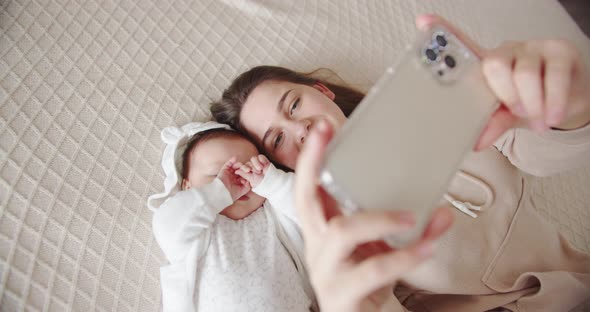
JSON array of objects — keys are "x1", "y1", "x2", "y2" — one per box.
[
  {"x1": 152, "y1": 178, "x2": 233, "y2": 263},
  {"x1": 252, "y1": 164, "x2": 300, "y2": 226},
  {"x1": 492, "y1": 122, "x2": 590, "y2": 177}
]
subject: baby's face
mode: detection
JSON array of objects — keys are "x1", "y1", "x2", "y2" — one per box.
[{"x1": 185, "y1": 136, "x2": 265, "y2": 219}]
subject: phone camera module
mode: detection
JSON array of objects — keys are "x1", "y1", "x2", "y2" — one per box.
[
  {"x1": 435, "y1": 35, "x2": 448, "y2": 47},
  {"x1": 425, "y1": 48, "x2": 438, "y2": 62},
  {"x1": 444, "y1": 55, "x2": 456, "y2": 69}
]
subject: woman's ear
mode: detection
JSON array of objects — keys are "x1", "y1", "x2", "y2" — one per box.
[
  {"x1": 313, "y1": 82, "x2": 336, "y2": 100},
  {"x1": 181, "y1": 178, "x2": 191, "y2": 190}
]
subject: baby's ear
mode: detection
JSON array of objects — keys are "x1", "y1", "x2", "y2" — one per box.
[{"x1": 181, "y1": 179, "x2": 191, "y2": 190}]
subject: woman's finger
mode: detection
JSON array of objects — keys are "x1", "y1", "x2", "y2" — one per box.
[
  {"x1": 344, "y1": 241, "x2": 434, "y2": 300},
  {"x1": 415, "y1": 14, "x2": 484, "y2": 57},
  {"x1": 475, "y1": 99, "x2": 520, "y2": 151},
  {"x1": 317, "y1": 210, "x2": 416, "y2": 266},
  {"x1": 295, "y1": 120, "x2": 334, "y2": 237},
  {"x1": 481, "y1": 43, "x2": 521, "y2": 111},
  {"x1": 544, "y1": 60, "x2": 572, "y2": 127},
  {"x1": 420, "y1": 206, "x2": 454, "y2": 241},
  {"x1": 513, "y1": 48, "x2": 546, "y2": 131},
  {"x1": 542, "y1": 40, "x2": 577, "y2": 126}
]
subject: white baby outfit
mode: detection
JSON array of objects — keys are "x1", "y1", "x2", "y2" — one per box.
[{"x1": 147, "y1": 122, "x2": 315, "y2": 312}]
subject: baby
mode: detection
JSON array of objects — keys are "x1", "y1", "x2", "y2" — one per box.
[{"x1": 147, "y1": 122, "x2": 315, "y2": 312}]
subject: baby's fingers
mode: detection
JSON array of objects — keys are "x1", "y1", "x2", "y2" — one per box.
[
  {"x1": 258, "y1": 155, "x2": 270, "y2": 167},
  {"x1": 240, "y1": 163, "x2": 252, "y2": 173},
  {"x1": 231, "y1": 161, "x2": 243, "y2": 170},
  {"x1": 249, "y1": 157, "x2": 263, "y2": 173},
  {"x1": 235, "y1": 168, "x2": 252, "y2": 181},
  {"x1": 222, "y1": 156, "x2": 238, "y2": 170}
]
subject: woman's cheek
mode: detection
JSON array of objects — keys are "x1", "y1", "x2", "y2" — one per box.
[{"x1": 278, "y1": 147, "x2": 298, "y2": 169}]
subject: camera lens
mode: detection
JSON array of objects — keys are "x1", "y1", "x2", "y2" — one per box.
[
  {"x1": 444, "y1": 55, "x2": 456, "y2": 68},
  {"x1": 436, "y1": 35, "x2": 447, "y2": 47},
  {"x1": 425, "y1": 48, "x2": 437, "y2": 61}
]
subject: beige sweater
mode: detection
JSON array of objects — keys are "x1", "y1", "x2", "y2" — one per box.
[{"x1": 386, "y1": 123, "x2": 590, "y2": 312}]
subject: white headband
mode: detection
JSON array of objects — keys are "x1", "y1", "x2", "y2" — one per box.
[{"x1": 147, "y1": 121, "x2": 231, "y2": 211}]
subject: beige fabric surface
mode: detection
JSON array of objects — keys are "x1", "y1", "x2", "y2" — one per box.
[{"x1": 1, "y1": 0, "x2": 589, "y2": 311}]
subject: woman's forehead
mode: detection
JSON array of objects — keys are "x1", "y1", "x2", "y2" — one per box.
[
  {"x1": 242, "y1": 80, "x2": 294, "y2": 135},
  {"x1": 251, "y1": 80, "x2": 296, "y2": 102}
]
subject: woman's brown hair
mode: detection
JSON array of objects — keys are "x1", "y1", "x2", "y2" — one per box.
[{"x1": 210, "y1": 65, "x2": 365, "y2": 133}]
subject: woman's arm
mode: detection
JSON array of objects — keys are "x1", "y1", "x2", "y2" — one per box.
[{"x1": 152, "y1": 178, "x2": 233, "y2": 263}]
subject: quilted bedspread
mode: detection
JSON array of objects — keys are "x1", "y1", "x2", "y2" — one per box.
[{"x1": 1, "y1": 0, "x2": 589, "y2": 311}]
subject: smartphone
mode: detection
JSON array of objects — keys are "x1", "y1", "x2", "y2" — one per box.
[{"x1": 320, "y1": 24, "x2": 499, "y2": 248}]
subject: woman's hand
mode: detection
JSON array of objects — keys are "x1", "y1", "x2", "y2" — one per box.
[
  {"x1": 416, "y1": 15, "x2": 590, "y2": 150},
  {"x1": 295, "y1": 120, "x2": 454, "y2": 312}
]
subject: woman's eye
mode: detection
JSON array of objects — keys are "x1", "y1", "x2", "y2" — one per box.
[
  {"x1": 273, "y1": 132, "x2": 284, "y2": 149},
  {"x1": 289, "y1": 98, "x2": 300, "y2": 115}
]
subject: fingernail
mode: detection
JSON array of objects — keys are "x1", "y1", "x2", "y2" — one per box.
[
  {"x1": 531, "y1": 119, "x2": 548, "y2": 132},
  {"x1": 416, "y1": 242, "x2": 433, "y2": 258}
]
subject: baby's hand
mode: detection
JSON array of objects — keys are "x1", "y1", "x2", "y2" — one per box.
[
  {"x1": 217, "y1": 157, "x2": 251, "y2": 202},
  {"x1": 235, "y1": 155, "x2": 271, "y2": 188}
]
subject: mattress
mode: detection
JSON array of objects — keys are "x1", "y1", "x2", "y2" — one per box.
[{"x1": 1, "y1": 0, "x2": 589, "y2": 311}]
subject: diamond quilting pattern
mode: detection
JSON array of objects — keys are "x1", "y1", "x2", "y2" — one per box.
[{"x1": 1, "y1": 0, "x2": 590, "y2": 311}]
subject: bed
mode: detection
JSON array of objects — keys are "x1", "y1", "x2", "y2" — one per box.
[{"x1": 1, "y1": 0, "x2": 589, "y2": 310}]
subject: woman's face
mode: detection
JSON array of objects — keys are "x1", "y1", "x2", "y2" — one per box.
[{"x1": 240, "y1": 80, "x2": 347, "y2": 169}]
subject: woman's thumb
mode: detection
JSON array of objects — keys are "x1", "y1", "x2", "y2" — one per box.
[
  {"x1": 295, "y1": 119, "x2": 335, "y2": 234},
  {"x1": 475, "y1": 105, "x2": 519, "y2": 151}
]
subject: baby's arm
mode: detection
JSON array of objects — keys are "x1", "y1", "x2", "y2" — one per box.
[
  {"x1": 236, "y1": 155, "x2": 299, "y2": 225},
  {"x1": 152, "y1": 179, "x2": 233, "y2": 263},
  {"x1": 152, "y1": 157, "x2": 250, "y2": 263}
]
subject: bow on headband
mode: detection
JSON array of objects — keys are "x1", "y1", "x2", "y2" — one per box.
[{"x1": 147, "y1": 121, "x2": 231, "y2": 211}]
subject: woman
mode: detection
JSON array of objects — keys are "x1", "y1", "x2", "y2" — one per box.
[{"x1": 211, "y1": 15, "x2": 590, "y2": 311}]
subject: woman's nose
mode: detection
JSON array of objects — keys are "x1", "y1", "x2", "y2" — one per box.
[{"x1": 296, "y1": 120, "x2": 311, "y2": 145}]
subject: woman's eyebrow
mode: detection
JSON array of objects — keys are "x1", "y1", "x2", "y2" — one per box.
[
  {"x1": 262, "y1": 127, "x2": 274, "y2": 149},
  {"x1": 277, "y1": 89, "x2": 293, "y2": 112}
]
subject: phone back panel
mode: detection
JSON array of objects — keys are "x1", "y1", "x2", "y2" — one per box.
[{"x1": 321, "y1": 27, "x2": 498, "y2": 247}]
